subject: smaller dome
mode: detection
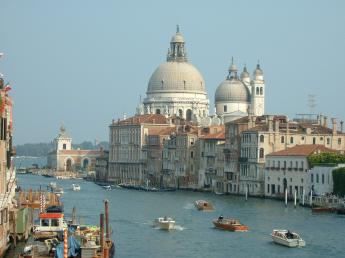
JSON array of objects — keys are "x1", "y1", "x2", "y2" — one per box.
[
  {"x1": 215, "y1": 78, "x2": 250, "y2": 103},
  {"x1": 171, "y1": 33, "x2": 184, "y2": 43}
]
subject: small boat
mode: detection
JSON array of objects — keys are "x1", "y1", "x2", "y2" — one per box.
[
  {"x1": 271, "y1": 229, "x2": 306, "y2": 247},
  {"x1": 312, "y1": 206, "x2": 336, "y2": 213},
  {"x1": 72, "y1": 184, "x2": 81, "y2": 191},
  {"x1": 49, "y1": 182, "x2": 57, "y2": 189},
  {"x1": 195, "y1": 200, "x2": 214, "y2": 211},
  {"x1": 213, "y1": 217, "x2": 248, "y2": 232},
  {"x1": 102, "y1": 185, "x2": 112, "y2": 190},
  {"x1": 153, "y1": 217, "x2": 175, "y2": 230},
  {"x1": 33, "y1": 213, "x2": 67, "y2": 240}
]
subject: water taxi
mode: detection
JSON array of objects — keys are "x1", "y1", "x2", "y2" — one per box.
[
  {"x1": 271, "y1": 229, "x2": 306, "y2": 247},
  {"x1": 153, "y1": 217, "x2": 175, "y2": 230},
  {"x1": 213, "y1": 217, "x2": 248, "y2": 232},
  {"x1": 33, "y1": 212, "x2": 67, "y2": 240},
  {"x1": 72, "y1": 184, "x2": 81, "y2": 191},
  {"x1": 195, "y1": 200, "x2": 214, "y2": 211}
]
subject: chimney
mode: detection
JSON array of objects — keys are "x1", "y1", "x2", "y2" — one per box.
[
  {"x1": 341, "y1": 121, "x2": 344, "y2": 133},
  {"x1": 319, "y1": 114, "x2": 323, "y2": 126},
  {"x1": 332, "y1": 118, "x2": 337, "y2": 135},
  {"x1": 286, "y1": 121, "x2": 289, "y2": 134},
  {"x1": 323, "y1": 116, "x2": 328, "y2": 127},
  {"x1": 268, "y1": 116, "x2": 274, "y2": 132}
]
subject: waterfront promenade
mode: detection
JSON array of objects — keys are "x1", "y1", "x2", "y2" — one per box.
[{"x1": 17, "y1": 174, "x2": 345, "y2": 258}]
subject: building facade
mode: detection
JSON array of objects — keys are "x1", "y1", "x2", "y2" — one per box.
[
  {"x1": 47, "y1": 126, "x2": 102, "y2": 172},
  {"x1": 0, "y1": 59, "x2": 16, "y2": 257}
]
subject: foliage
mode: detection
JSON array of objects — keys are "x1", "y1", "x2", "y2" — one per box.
[
  {"x1": 332, "y1": 167, "x2": 345, "y2": 197},
  {"x1": 308, "y1": 152, "x2": 345, "y2": 167}
]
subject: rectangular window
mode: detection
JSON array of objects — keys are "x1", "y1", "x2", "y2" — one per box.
[
  {"x1": 267, "y1": 184, "x2": 270, "y2": 194},
  {"x1": 289, "y1": 185, "x2": 292, "y2": 195},
  {"x1": 271, "y1": 184, "x2": 276, "y2": 194},
  {"x1": 327, "y1": 138, "x2": 330, "y2": 145},
  {"x1": 278, "y1": 185, "x2": 280, "y2": 193},
  {"x1": 338, "y1": 138, "x2": 342, "y2": 145}
]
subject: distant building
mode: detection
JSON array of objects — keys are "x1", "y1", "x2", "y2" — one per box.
[
  {"x1": 47, "y1": 125, "x2": 102, "y2": 172},
  {"x1": 95, "y1": 150, "x2": 109, "y2": 182}
]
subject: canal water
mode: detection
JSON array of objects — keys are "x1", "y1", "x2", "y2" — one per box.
[{"x1": 17, "y1": 174, "x2": 345, "y2": 258}]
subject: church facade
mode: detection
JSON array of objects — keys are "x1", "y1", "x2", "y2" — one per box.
[{"x1": 47, "y1": 125, "x2": 102, "y2": 172}]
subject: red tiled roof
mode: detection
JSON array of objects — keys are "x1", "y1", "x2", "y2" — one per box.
[
  {"x1": 200, "y1": 131, "x2": 225, "y2": 140},
  {"x1": 267, "y1": 144, "x2": 338, "y2": 157},
  {"x1": 114, "y1": 114, "x2": 167, "y2": 125}
]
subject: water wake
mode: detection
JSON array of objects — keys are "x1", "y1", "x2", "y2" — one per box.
[{"x1": 183, "y1": 202, "x2": 195, "y2": 210}]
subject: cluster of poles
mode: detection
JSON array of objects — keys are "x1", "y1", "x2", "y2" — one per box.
[{"x1": 244, "y1": 185, "x2": 314, "y2": 207}]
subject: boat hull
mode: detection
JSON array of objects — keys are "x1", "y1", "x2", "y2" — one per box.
[
  {"x1": 271, "y1": 235, "x2": 306, "y2": 247},
  {"x1": 153, "y1": 218, "x2": 175, "y2": 230},
  {"x1": 213, "y1": 220, "x2": 248, "y2": 232},
  {"x1": 195, "y1": 200, "x2": 214, "y2": 211}
]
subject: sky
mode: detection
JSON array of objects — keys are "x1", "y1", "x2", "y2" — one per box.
[{"x1": 0, "y1": 0, "x2": 345, "y2": 145}]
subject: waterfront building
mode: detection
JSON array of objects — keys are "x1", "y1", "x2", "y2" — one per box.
[
  {"x1": 95, "y1": 150, "x2": 109, "y2": 182},
  {"x1": 264, "y1": 145, "x2": 337, "y2": 199},
  {"x1": 0, "y1": 57, "x2": 16, "y2": 257},
  {"x1": 308, "y1": 164, "x2": 345, "y2": 196},
  {"x1": 223, "y1": 115, "x2": 345, "y2": 196},
  {"x1": 161, "y1": 124, "x2": 200, "y2": 189},
  {"x1": 47, "y1": 125, "x2": 102, "y2": 172},
  {"x1": 197, "y1": 126, "x2": 225, "y2": 190},
  {"x1": 108, "y1": 114, "x2": 175, "y2": 185}
]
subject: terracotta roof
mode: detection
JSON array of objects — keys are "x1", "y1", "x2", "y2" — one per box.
[
  {"x1": 59, "y1": 150, "x2": 102, "y2": 155},
  {"x1": 200, "y1": 131, "x2": 225, "y2": 140},
  {"x1": 113, "y1": 114, "x2": 167, "y2": 125},
  {"x1": 267, "y1": 144, "x2": 338, "y2": 157},
  {"x1": 148, "y1": 126, "x2": 176, "y2": 136}
]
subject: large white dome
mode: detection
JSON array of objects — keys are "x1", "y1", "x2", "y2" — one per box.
[{"x1": 147, "y1": 61, "x2": 206, "y2": 94}]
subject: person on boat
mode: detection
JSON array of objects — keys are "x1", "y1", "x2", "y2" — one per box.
[
  {"x1": 218, "y1": 215, "x2": 223, "y2": 222},
  {"x1": 286, "y1": 230, "x2": 293, "y2": 239}
]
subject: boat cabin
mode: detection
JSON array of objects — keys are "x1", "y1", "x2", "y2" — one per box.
[{"x1": 35, "y1": 213, "x2": 66, "y2": 232}]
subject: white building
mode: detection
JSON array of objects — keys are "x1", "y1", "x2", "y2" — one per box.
[
  {"x1": 309, "y1": 164, "x2": 345, "y2": 196},
  {"x1": 264, "y1": 144, "x2": 337, "y2": 199},
  {"x1": 140, "y1": 26, "x2": 209, "y2": 121},
  {"x1": 215, "y1": 60, "x2": 265, "y2": 123}
]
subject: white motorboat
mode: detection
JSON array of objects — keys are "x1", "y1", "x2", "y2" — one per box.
[
  {"x1": 54, "y1": 186, "x2": 64, "y2": 196},
  {"x1": 153, "y1": 217, "x2": 175, "y2": 230},
  {"x1": 102, "y1": 185, "x2": 112, "y2": 190},
  {"x1": 72, "y1": 184, "x2": 81, "y2": 191},
  {"x1": 271, "y1": 229, "x2": 306, "y2": 247}
]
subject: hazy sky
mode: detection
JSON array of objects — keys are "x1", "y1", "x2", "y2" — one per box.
[{"x1": 1, "y1": 0, "x2": 345, "y2": 144}]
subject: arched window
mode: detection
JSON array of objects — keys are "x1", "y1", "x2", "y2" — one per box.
[
  {"x1": 156, "y1": 109, "x2": 161, "y2": 114},
  {"x1": 256, "y1": 87, "x2": 259, "y2": 95},
  {"x1": 178, "y1": 109, "x2": 183, "y2": 118},
  {"x1": 224, "y1": 105, "x2": 227, "y2": 112},
  {"x1": 259, "y1": 148, "x2": 264, "y2": 158},
  {"x1": 316, "y1": 174, "x2": 319, "y2": 183},
  {"x1": 63, "y1": 144, "x2": 66, "y2": 150},
  {"x1": 281, "y1": 136, "x2": 285, "y2": 143},
  {"x1": 260, "y1": 87, "x2": 263, "y2": 95},
  {"x1": 186, "y1": 109, "x2": 192, "y2": 121},
  {"x1": 260, "y1": 135, "x2": 264, "y2": 143}
]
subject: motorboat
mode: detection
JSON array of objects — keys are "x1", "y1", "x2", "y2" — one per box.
[
  {"x1": 312, "y1": 206, "x2": 336, "y2": 213},
  {"x1": 271, "y1": 229, "x2": 306, "y2": 247},
  {"x1": 213, "y1": 217, "x2": 248, "y2": 232},
  {"x1": 153, "y1": 217, "x2": 175, "y2": 230},
  {"x1": 49, "y1": 182, "x2": 57, "y2": 189},
  {"x1": 33, "y1": 213, "x2": 68, "y2": 240},
  {"x1": 195, "y1": 200, "x2": 214, "y2": 211},
  {"x1": 102, "y1": 185, "x2": 112, "y2": 190},
  {"x1": 72, "y1": 184, "x2": 81, "y2": 191},
  {"x1": 54, "y1": 186, "x2": 64, "y2": 196}
]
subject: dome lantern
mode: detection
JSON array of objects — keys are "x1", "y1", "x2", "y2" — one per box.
[{"x1": 167, "y1": 25, "x2": 188, "y2": 62}]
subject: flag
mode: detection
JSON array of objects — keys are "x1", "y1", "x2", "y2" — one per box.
[{"x1": 4, "y1": 83, "x2": 11, "y2": 92}]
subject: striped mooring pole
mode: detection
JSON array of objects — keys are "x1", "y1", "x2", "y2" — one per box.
[{"x1": 64, "y1": 228, "x2": 68, "y2": 258}]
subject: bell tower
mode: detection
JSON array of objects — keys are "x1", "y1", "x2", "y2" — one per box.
[
  {"x1": 55, "y1": 124, "x2": 72, "y2": 151},
  {"x1": 251, "y1": 62, "x2": 265, "y2": 116}
]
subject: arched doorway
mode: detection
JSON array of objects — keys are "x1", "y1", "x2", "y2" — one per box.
[
  {"x1": 186, "y1": 109, "x2": 192, "y2": 121},
  {"x1": 155, "y1": 109, "x2": 161, "y2": 114},
  {"x1": 66, "y1": 159, "x2": 72, "y2": 171}
]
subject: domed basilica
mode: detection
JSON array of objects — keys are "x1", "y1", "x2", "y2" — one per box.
[{"x1": 137, "y1": 26, "x2": 265, "y2": 124}]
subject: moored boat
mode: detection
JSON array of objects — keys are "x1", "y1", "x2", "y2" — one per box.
[
  {"x1": 271, "y1": 229, "x2": 306, "y2": 247},
  {"x1": 213, "y1": 217, "x2": 248, "y2": 232},
  {"x1": 33, "y1": 212, "x2": 67, "y2": 240},
  {"x1": 153, "y1": 217, "x2": 175, "y2": 230},
  {"x1": 195, "y1": 200, "x2": 214, "y2": 211},
  {"x1": 312, "y1": 206, "x2": 336, "y2": 213}
]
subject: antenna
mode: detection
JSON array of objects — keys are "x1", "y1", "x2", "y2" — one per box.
[{"x1": 308, "y1": 94, "x2": 316, "y2": 114}]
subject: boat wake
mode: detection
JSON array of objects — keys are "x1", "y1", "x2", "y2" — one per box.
[{"x1": 173, "y1": 225, "x2": 185, "y2": 231}]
